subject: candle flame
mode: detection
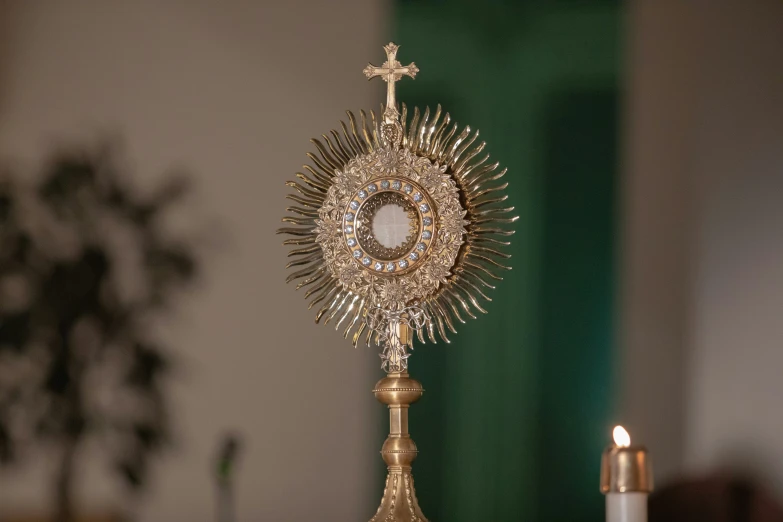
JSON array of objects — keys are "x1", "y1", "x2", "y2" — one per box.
[{"x1": 613, "y1": 425, "x2": 631, "y2": 447}]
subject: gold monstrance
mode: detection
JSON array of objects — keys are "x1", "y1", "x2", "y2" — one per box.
[{"x1": 278, "y1": 43, "x2": 517, "y2": 521}]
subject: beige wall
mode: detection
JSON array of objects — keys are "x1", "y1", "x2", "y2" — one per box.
[
  {"x1": 622, "y1": 0, "x2": 783, "y2": 494},
  {"x1": 620, "y1": 0, "x2": 699, "y2": 483},
  {"x1": 0, "y1": 1, "x2": 386, "y2": 520},
  {"x1": 682, "y1": 0, "x2": 783, "y2": 494}
]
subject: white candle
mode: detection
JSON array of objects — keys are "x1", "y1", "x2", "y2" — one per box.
[
  {"x1": 606, "y1": 492, "x2": 647, "y2": 522},
  {"x1": 600, "y1": 426, "x2": 653, "y2": 522}
]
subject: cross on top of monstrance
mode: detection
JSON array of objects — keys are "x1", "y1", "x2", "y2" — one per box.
[{"x1": 363, "y1": 42, "x2": 419, "y2": 124}]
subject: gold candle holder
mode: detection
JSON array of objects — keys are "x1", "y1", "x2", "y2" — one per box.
[
  {"x1": 600, "y1": 426, "x2": 654, "y2": 522},
  {"x1": 600, "y1": 445, "x2": 653, "y2": 493}
]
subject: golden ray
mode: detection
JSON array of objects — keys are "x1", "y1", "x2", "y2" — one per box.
[{"x1": 278, "y1": 103, "x2": 516, "y2": 345}]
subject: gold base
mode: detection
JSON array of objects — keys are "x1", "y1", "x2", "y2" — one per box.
[
  {"x1": 370, "y1": 470, "x2": 428, "y2": 522},
  {"x1": 370, "y1": 373, "x2": 429, "y2": 522}
]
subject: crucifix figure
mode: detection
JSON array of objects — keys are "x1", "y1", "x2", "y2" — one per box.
[{"x1": 364, "y1": 42, "x2": 419, "y2": 124}]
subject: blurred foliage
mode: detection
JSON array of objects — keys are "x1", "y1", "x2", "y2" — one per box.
[{"x1": 0, "y1": 142, "x2": 200, "y2": 507}]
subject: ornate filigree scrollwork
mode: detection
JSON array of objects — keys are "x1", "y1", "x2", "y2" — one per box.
[{"x1": 365, "y1": 305, "x2": 428, "y2": 373}]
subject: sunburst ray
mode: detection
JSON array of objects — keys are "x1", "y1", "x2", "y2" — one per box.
[{"x1": 278, "y1": 105, "x2": 516, "y2": 346}]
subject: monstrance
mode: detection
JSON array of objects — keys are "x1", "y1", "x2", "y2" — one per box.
[{"x1": 278, "y1": 43, "x2": 517, "y2": 521}]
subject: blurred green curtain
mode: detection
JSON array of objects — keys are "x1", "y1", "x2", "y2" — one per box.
[{"x1": 390, "y1": 2, "x2": 623, "y2": 521}]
